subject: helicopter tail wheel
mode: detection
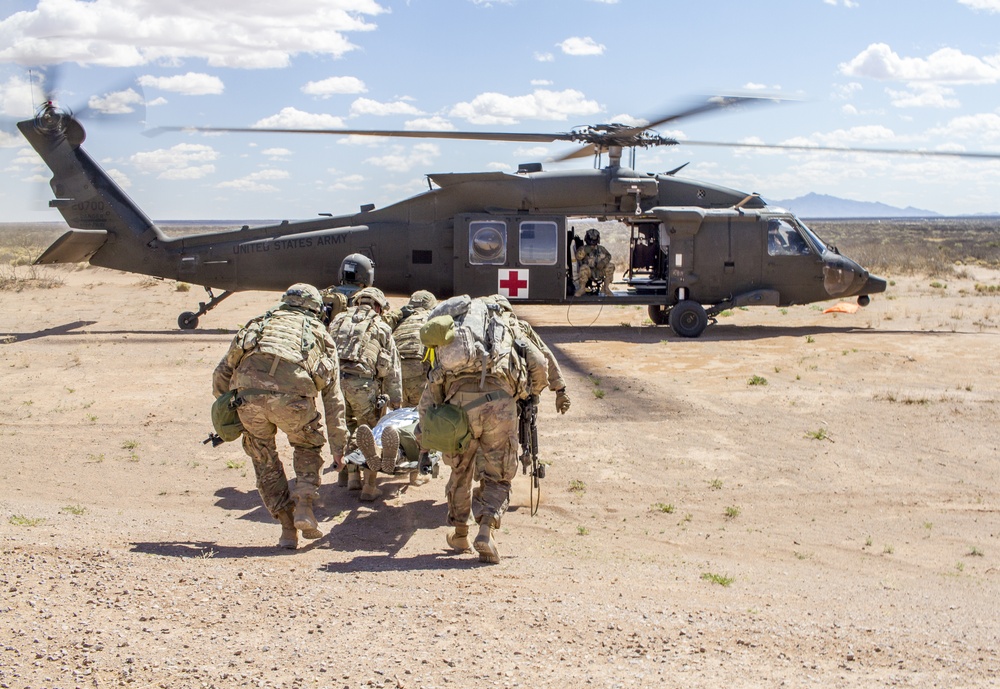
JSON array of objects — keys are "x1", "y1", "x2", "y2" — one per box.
[
  {"x1": 668, "y1": 300, "x2": 708, "y2": 338},
  {"x1": 647, "y1": 304, "x2": 669, "y2": 325},
  {"x1": 857, "y1": 295, "x2": 871, "y2": 307},
  {"x1": 178, "y1": 311, "x2": 200, "y2": 330}
]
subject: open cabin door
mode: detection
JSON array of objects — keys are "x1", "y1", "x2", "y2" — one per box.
[{"x1": 453, "y1": 214, "x2": 566, "y2": 302}]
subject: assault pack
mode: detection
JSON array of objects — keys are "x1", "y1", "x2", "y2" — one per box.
[{"x1": 422, "y1": 295, "x2": 515, "y2": 388}]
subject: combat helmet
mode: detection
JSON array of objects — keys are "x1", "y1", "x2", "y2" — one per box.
[
  {"x1": 584, "y1": 228, "x2": 601, "y2": 246},
  {"x1": 339, "y1": 253, "x2": 375, "y2": 288},
  {"x1": 281, "y1": 283, "x2": 323, "y2": 315},
  {"x1": 407, "y1": 289, "x2": 437, "y2": 310},
  {"x1": 353, "y1": 286, "x2": 389, "y2": 311}
]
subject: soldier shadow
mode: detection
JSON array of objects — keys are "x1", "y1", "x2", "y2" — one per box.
[{"x1": 129, "y1": 540, "x2": 295, "y2": 559}]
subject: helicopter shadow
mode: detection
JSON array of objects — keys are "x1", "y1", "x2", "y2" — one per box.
[{"x1": 4, "y1": 320, "x2": 97, "y2": 342}]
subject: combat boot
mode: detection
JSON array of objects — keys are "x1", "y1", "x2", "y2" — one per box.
[
  {"x1": 446, "y1": 524, "x2": 471, "y2": 552},
  {"x1": 347, "y1": 466, "x2": 362, "y2": 491},
  {"x1": 337, "y1": 466, "x2": 349, "y2": 487},
  {"x1": 356, "y1": 424, "x2": 381, "y2": 471},
  {"x1": 380, "y1": 426, "x2": 400, "y2": 474},
  {"x1": 573, "y1": 285, "x2": 586, "y2": 297},
  {"x1": 359, "y1": 467, "x2": 382, "y2": 502},
  {"x1": 601, "y1": 281, "x2": 614, "y2": 297},
  {"x1": 473, "y1": 521, "x2": 500, "y2": 564},
  {"x1": 290, "y1": 481, "x2": 323, "y2": 540},
  {"x1": 276, "y1": 506, "x2": 297, "y2": 550}
]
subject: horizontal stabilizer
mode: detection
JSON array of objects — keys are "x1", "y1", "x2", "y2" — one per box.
[{"x1": 34, "y1": 229, "x2": 109, "y2": 264}]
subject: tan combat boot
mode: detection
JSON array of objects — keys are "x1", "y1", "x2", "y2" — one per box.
[
  {"x1": 355, "y1": 424, "x2": 381, "y2": 471},
  {"x1": 380, "y1": 426, "x2": 400, "y2": 474},
  {"x1": 276, "y1": 506, "x2": 297, "y2": 550},
  {"x1": 473, "y1": 521, "x2": 500, "y2": 564},
  {"x1": 573, "y1": 284, "x2": 586, "y2": 297},
  {"x1": 601, "y1": 281, "x2": 614, "y2": 297},
  {"x1": 359, "y1": 467, "x2": 382, "y2": 502},
  {"x1": 446, "y1": 524, "x2": 471, "y2": 551},
  {"x1": 347, "y1": 466, "x2": 362, "y2": 491},
  {"x1": 291, "y1": 482, "x2": 323, "y2": 540}
]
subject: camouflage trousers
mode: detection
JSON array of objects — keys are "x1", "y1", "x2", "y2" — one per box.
[
  {"x1": 442, "y1": 383, "x2": 519, "y2": 529},
  {"x1": 237, "y1": 392, "x2": 326, "y2": 517},
  {"x1": 578, "y1": 261, "x2": 615, "y2": 287},
  {"x1": 340, "y1": 373, "x2": 382, "y2": 451},
  {"x1": 399, "y1": 358, "x2": 427, "y2": 408}
]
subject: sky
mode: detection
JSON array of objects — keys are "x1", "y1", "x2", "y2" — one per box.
[{"x1": 2, "y1": 0, "x2": 1000, "y2": 222}]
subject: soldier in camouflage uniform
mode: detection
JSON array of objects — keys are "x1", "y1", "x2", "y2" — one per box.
[
  {"x1": 574, "y1": 228, "x2": 615, "y2": 297},
  {"x1": 328, "y1": 286, "x2": 403, "y2": 501},
  {"x1": 212, "y1": 283, "x2": 348, "y2": 550},
  {"x1": 385, "y1": 290, "x2": 438, "y2": 407},
  {"x1": 485, "y1": 294, "x2": 571, "y2": 415},
  {"x1": 417, "y1": 296, "x2": 548, "y2": 564},
  {"x1": 319, "y1": 253, "x2": 376, "y2": 325}
]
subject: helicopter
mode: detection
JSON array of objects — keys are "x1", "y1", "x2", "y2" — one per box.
[{"x1": 20, "y1": 94, "x2": 995, "y2": 337}]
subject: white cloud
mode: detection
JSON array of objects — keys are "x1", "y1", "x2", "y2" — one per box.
[
  {"x1": 404, "y1": 116, "x2": 455, "y2": 131},
  {"x1": 262, "y1": 147, "x2": 293, "y2": 158},
  {"x1": 886, "y1": 83, "x2": 960, "y2": 108},
  {"x1": 0, "y1": 1, "x2": 386, "y2": 69},
  {"x1": 105, "y1": 168, "x2": 132, "y2": 189},
  {"x1": 302, "y1": 76, "x2": 367, "y2": 98},
  {"x1": 840, "y1": 43, "x2": 1000, "y2": 83},
  {"x1": 138, "y1": 73, "x2": 224, "y2": 96},
  {"x1": 252, "y1": 107, "x2": 347, "y2": 129},
  {"x1": 364, "y1": 143, "x2": 439, "y2": 172},
  {"x1": 557, "y1": 37, "x2": 606, "y2": 57},
  {"x1": 534, "y1": 52, "x2": 554, "y2": 63},
  {"x1": 349, "y1": 97, "x2": 423, "y2": 117},
  {"x1": 129, "y1": 142, "x2": 218, "y2": 179},
  {"x1": 0, "y1": 73, "x2": 40, "y2": 119},
  {"x1": 958, "y1": 0, "x2": 1000, "y2": 12},
  {"x1": 87, "y1": 87, "x2": 144, "y2": 114},
  {"x1": 217, "y1": 168, "x2": 290, "y2": 192},
  {"x1": 449, "y1": 89, "x2": 602, "y2": 125},
  {"x1": 929, "y1": 112, "x2": 1000, "y2": 143},
  {"x1": 327, "y1": 173, "x2": 365, "y2": 191},
  {"x1": 823, "y1": 0, "x2": 859, "y2": 6}
]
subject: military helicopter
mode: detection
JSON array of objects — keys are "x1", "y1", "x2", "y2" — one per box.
[{"x1": 19, "y1": 93, "x2": 996, "y2": 337}]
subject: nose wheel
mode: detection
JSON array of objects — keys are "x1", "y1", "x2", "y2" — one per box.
[{"x1": 178, "y1": 287, "x2": 233, "y2": 330}]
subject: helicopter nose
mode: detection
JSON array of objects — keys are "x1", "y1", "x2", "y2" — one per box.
[{"x1": 860, "y1": 274, "x2": 887, "y2": 295}]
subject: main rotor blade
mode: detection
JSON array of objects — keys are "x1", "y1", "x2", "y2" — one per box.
[
  {"x1": 626, "y1": 95, "x2": 786, "y2": 136},
  {"x1": 681, "y1": 139, "x2": 1000, "y2": 160},
  {"x1": 145, "y1": 125, "x2": 576, "y2": 143}
]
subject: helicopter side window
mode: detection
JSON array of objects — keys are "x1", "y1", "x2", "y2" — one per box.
[
  {"x1": 518, "y1": 221, "x2": 558, "y2": 265},
  {"x1": 767, "y1": 218, "x2": 812, "y2": 257},
  {"x1": 469, "y1": 221, "x2": 507, "y2": 265}
]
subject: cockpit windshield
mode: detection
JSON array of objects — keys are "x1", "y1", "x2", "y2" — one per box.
[
  {"x1": 766, "y1": 218, "x2": 813, "y2": 257},
  {"x1": 793, "y1": 218, "x2": 828, "y2": 254}
]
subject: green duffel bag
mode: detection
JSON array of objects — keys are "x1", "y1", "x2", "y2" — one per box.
[
  {"x1": 211, "y1": 390, "x2": 244, "y2": 442},
  {"x1": 420, "y1": 402, "x2": 472, "y2": 454}
]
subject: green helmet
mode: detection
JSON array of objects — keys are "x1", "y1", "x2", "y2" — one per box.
[
  {"x1": 353, "y1": 286, "x2": 388, "y2": 311},
  {"x1": 280, "y1": 283, "x2": 323, "y2": 314},
  {"x1": 407, "y1": 289, "x2": 438, "y2": 310}
]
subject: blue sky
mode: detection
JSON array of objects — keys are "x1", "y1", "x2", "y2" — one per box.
[{"x1": 2, "y1": 0, "x2": 1000, "y2": 222}]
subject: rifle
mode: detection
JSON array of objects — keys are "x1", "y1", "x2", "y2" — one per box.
[{"x1": 517, "y1": 394, "x2": 544, "y2": 516}]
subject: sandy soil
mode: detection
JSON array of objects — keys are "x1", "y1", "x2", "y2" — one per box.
[{"x1": 1, "y1": 265, "x2": 998, "y2": 688}]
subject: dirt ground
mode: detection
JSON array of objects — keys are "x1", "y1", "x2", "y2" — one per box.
[{"x1": 1, "y1": 265, "x2": 998, "y2": 689}]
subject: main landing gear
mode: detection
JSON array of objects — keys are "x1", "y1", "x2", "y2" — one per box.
[{"x1": 178, "y1": 287, "x2": 234, "y2": 330}]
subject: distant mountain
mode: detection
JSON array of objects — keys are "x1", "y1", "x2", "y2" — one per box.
[{"x1": 768, "y1": 192, "x2": 940, "y2": 219}]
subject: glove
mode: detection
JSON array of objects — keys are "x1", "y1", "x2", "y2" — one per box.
[{"x1": 555, "y1": 388, "x2": 570, "y2": 414}]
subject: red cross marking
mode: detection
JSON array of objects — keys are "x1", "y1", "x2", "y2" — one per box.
[{"x1": 499, "y1": 269, "x2": 528, "y2": 297}]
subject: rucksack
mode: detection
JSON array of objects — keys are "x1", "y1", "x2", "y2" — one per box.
[{"x1": 424, "y1": 295, "x2": 514, "y2": 386}]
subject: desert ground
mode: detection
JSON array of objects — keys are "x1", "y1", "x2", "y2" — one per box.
[{"x1": 1, "y1": 233, "x2": 998, "y2": 688}]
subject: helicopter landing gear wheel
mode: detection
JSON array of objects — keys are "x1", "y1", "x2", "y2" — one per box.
[
  {"x1": 178, "y1": 311, "x2": 200, "y2": 330},
  {"x1": 668, "y1": 300, "x2": 708, "y2": 338},
  {"x1": 647, "y1": 304, "x2": 669, "y2": 326}
]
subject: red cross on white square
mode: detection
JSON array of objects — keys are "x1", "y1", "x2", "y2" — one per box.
[{"x1": 498, "y1": 268, "x2": 529, "y2": 299}]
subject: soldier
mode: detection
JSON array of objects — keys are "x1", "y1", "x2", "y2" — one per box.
[
  {"x1": 319, "y1": 253, "x2": 376, "y2": 324},
  {"x1": 485, "y1": 294, "x2": 571, "y2": 415},
  {"x1": 386, "y1": 290, "x2": 438, "y2": 407},
  {"x1": 328, "y1": 286, "x2": 403, "y2": 501},
  {"x1": 212, "y1": 283, "x2": 348, "y2": 550},
  {"x1": 574, "y1": 228, "x2": 615, "y2": 297},
  {"x1": 417, "y1": 295, "x2": 548, "y2": 564}
]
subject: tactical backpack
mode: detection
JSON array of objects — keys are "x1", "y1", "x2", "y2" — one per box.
[
  {"x1": 423, "y1": 295, "x2": 515, "y2": 387},
  {"x1": 329, "y1": 306, "x2": 382, "y2": 372}
]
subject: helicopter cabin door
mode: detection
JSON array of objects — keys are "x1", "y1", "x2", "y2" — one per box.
[{"x1": 453, "y1": 214, "x2": 566, "y2": 302}]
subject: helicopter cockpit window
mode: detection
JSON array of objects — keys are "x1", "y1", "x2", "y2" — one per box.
[
  {"x1": 469, "y1": 221, "x2": 507, "y2": 265},
  {"x1": 767, "y1": 218, "x2": 812, "y2": 257},
  {"x1": 518, "y1": 221, "x2": 558, "y2": 265}
]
